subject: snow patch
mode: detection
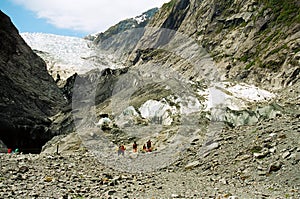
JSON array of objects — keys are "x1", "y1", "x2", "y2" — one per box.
[
  {"x1": 199, "y1": 82, "x2": 276, "y2": 111},
  {"x1": 135, "y1": 14, "x2": 147, "y2": 24},
  {"x1": 227, "y1": 83, "x2": 276, "y2": 102}
]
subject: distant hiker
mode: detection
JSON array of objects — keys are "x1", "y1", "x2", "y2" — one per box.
[
  {"x1": 146, "y1": 140, "x2": 152, "y2": 152},
  {"x1": 133, "y1": 141, "x2": 138, "y2": 153},
  {"x1": 142, "y1": 144, "x2": 146, "y2": 152},
  {"x1": 118, "y1": 145, "x2": 126, "y2": 156},
  {"x1": 56, "y1": 144, "x2": 59, "y2": 155},
  {"x1": 14, "y1": 148, "x2": 19, "y2": 154},
  {"x1": 7, "y1": 148, "x2": 12, "y2": 154}
]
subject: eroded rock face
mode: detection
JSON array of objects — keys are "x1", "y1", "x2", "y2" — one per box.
[
  {"x1": 134, "y1": 0, "x2": 300, "y2": 90},
  {"x1": 0, "y1": 11, "x2": 66, "y2": 153}
]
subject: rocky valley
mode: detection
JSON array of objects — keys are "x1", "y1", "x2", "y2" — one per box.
[{"x1": 0, "y1": 0, "x2": 299, "y2": 198}]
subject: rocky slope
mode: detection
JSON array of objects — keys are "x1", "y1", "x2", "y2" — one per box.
[
  {"x1": 0, "y1": 0, "x2": 299, "y2": 198},
  {"x1": 0, "y1": 108, "x2": 299, "y2": 198},
  {"x1": 0, "y1": 11, "x2": 66, "y2": 153},
  {"x1": 137, "y1": 0, "x2": 300, "y2": 90}
]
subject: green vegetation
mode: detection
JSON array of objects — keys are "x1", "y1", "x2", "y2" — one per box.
[
  {"x1": 250, "y1": 146, "x2": 263, "y2": 153},
  {"x1": 268, "y1": 44, "x2": 288, "y2": 56},
  {"x1": 216, "y1": 0, "x2": 235, "y2": 18},
  {"x1": 251, "y1": 128, "x2": 258, "y2": 134},
  {"x1": 161, "y1": 0, "x2": 176, "y2": 11},
  {"x1": 245, "y1": 61, "x2": 255, "y2": 70},
  {"x1": 240, "y1": 55, "x2": 250, "y2": 63},
  {"x1": 263, "y1": 60, "x2": 285, "y2": 71},
  {"x1": 254, "y1": 0, "x2": 299, "y2": 64},
  {"x1": 258, "y1": 0, "x2": 300, "y2": 25},
  {"x1": 215, "y1": 24, "x2": 224, "y2": 34},
  {"x1": 264, "y1": 31, "x2": 281, "y2": 43}
]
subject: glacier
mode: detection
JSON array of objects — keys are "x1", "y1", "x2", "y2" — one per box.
[{"x1": 21, "y1": 32, "x2": 123, "y2": 82}]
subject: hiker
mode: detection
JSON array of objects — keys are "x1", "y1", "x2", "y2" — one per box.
[
  {"x1": 132, "y1": 141, "x2": 138, "y2": 153},
  {"x1": 13, "y1": 148, "x2": 19, "y2": 154},
  {"x1": 118, "y1": 145, "x2": 126, "y2": 156},
  {"x1": 142, "y1": 144, "x2": 146, "y2": 152},
  {"x1": 146, "y1": 140, "x2": 152, "y2": 152}
]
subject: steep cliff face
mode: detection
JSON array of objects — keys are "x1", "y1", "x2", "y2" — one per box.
[
  {"x1": 0, "y1": 11, "x2": 66, "y2": 153},
  {"x1": 135, "y1": 0, "x2": 300, "y2": 90}
]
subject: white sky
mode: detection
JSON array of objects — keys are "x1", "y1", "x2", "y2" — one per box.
[{"x1": 12, "y1": 0, "x2": 170, "y2": 34}]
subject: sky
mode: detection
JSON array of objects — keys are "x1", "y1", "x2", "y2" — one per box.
[{"x1": 1, "y1": 0, "x2": 170, "y2": 37}]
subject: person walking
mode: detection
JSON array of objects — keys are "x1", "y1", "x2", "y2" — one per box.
[
  {"x1": 118, "y1": 145, "x2": 126, "y2": 156},
  {"x1": 133, "y1": 141, "x2": 138, "y2": 153},
  {"x1": 146, "y1": 140, "x2": 152, "y2": 152},
  {"x1": 142, "y1": 144, "x2": 146, "y2": 152}
]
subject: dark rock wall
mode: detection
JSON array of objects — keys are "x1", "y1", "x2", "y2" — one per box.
[{"x1": 0, "y1": 11, "x2": 66, "y2": 153}]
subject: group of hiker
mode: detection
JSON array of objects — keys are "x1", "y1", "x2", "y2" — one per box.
[
  {"x1": 118, "y1": 140, "x2": 152, "y2": 156},
  {"x1": 7, "y1": 148, "x2": 19, "y2": 154}
]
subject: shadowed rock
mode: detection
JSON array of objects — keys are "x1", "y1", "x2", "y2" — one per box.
[{"x1": 0, "y1": 11, "x2": 66, "y2": 153}]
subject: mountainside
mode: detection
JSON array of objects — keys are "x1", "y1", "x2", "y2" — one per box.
[
  {"x1": 0, "y1": 11, "x2": 66, "y2": 153},
  {"x1": 39, "y1": 0, "x2": 299, "y2": 170},
  {"x1": 90, "y1": 8, "x2": 159, "y2": 43},
  {"x1": 0, "y1": 0, "x2": 299, "y2": 198},
  {"x1": 36, "y1": 0, "x2": 299, "y2": 197},
  {"x1": 135, "y1": 0, "x2": 300, "y2": 90},
  {"x1": 38, "y1": 0, "x2": 299, "y2": 167}
]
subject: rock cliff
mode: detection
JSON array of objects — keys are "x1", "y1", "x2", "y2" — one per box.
[
  {"x1": 0, "y1": 11, "x2": 66, "y2": 153},
  {"x1": 133, "y1": 0, "x2": 299, "y2": 90}
]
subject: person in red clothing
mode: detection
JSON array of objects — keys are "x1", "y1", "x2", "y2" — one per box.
[
  {"x1": 142, "y1": 144, "x2": 146, "y2": 152},
  {"x1": 118, "y1": 145, "x2": 126, "y2": 156},
  {"x1": 132, "y1": 141, "x2": 138, "y2": 153},
  {"x1": 146, "y1": 140, "x2": 152, "y2": 152}
]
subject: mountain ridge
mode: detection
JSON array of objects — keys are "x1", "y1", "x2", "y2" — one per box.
[{"x1": 90, "y1": 8, "x2": 159, "y2": 43}]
